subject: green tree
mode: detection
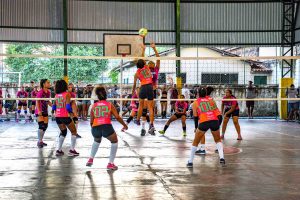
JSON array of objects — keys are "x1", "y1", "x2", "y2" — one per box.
[
  {"x1": 5, "y1": 44, "x2": 108, "y2": 83},
  {"x1": 109, "y1": 70, "x2": 119, "y2": 84}
]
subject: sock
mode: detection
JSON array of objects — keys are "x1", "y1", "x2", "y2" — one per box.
[
  {"x1": 142, "y1": 120, "x2": 146, "y2": 129},
  {"x1": 216, "y1": 142, "x2": 224, "y2": 159},
  {"x1": 37, "y1": 129, "x2": 43, "y2": 142},
  {"x1": 200, "y1": 144, "x2": 205, "y2": 151},
  {"x1": 24, "y1": 111, "x2": 28, "y2": 119},
  {"x1": 163, "y1": 125, "x2": 169, "y2": 132},
  {"x1": 188, "y1": 146, "x2": 198, "y2": 163},
  {"x1": 71, "y1": 135, "x2": 77, "y2": 151},
  {"x1": 17, "y1": 110, "x2": 20, "y2": 119},
  {"x1": 75, "y1": 122, "x2": 78, "y2": 130},
  {"x1": 183, "y1": 126, "x2": 186, "y2": 132},
  {"x1": 127, "y1": 116, "x2": 133, "y2": 123},
  {"x1": 109, "y1": 143, "x2": 118, "y2": 163},
  {"x1": 90, "y1": 141, "x2": 100, "y2": 158},
  {"x1": 58, "y1": 135, "x2": 65, "y2": 151}
]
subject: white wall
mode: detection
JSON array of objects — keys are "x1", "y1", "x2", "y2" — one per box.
[{"x1": 120, "y1": 47, "x2": 275, "y2": 85}]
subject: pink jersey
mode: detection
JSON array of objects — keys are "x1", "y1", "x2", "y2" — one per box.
[
  {"x1": 0, "y1": 88, "x2": 2, "y2": 97},
  {"x1": 35, "y1": 89, "x2": 51, "y2": 114},
  {"x1": 175, "y1": 101, "x2": 188, "y2": 113},
  {"x1": 91, "y1": 100, "x2": 112, "y2": 126},
  {"x1": 151, "y1": 66, "x2": 159, "y2": 88},
  {"x1": 222, "y1": 96, "x2": 239, "y2": 110},
  {"x1": 17, "y1": 91, "x2": 28, "y2": 103},
  {"x1": 55, "y1": 92, "x2": 69, "y2": 118},
  {"x1": 31, "y1": 90, "x2": 38, "y2": 103}
]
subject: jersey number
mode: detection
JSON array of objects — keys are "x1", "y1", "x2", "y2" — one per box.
[
  {"x1": 94, "y1": 105, "x2": 109, "y2": 117},
  {"x1": 141, "y1": 69, "x2": 152, "y2": 79},
  {"x1": 198, "y1": 101, "x2": 217, "y2": 112},
  {"x1": 56, "y1": 97, "x2": 65, "y2": 109}
]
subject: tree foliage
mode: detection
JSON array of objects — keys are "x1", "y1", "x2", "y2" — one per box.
[{"x1": 5, "y1": 44, "x2": 108, "y2": 83}]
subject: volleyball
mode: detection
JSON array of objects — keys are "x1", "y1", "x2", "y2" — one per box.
[{"x1": 139, "y1": 28, "x2": 148, "y2": 37}]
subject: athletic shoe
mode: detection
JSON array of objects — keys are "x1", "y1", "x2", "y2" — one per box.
[
  {"x1": 158, "y1": 130, "x2": 165, "y2": 135},
  {"x1": 37, "y1": 142, "x2": 43, "y2": 148},
  {"x1": 42, "y1": 142, "x2": 47, "y2": 146},
  {"x1": 86, "y1": 158, "x2": 93, "y2": 167},
  {"x1": 107, "y1": 163, "x2": 118, "y2": 170},
  {"x1": 76, "y1": 134, "x2": 82, "y2": 138},
  {"x1": 220, "y1": 158, "x2": 226, "y2": 166},
  {"x1": 134, "y1": 120, "x2": 141, "y2": 126},
  {"x1": 195, "y1": 149, "x2": 206, "y2": 155},
  {"x1": 68, "y1": 149, "x2": 80, "y2": 156},
  {"x1": 56, "y1": 150, "x2": 64, "y2": 156},
  {"x1": 148, "y1": 125, "x2": 155, "y2": 135},
  {"x1": 182, "y1": 132, "x2": 187, "y2": 137},
  {"x1": 186, "y1": 162, "x2": 193, "y2": 168},
  {"x1": 141, "y1": 129, "x2": 146, "y2": 136}
]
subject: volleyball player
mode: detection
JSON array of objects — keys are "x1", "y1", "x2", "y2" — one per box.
[
  {"x1": 187, "y1": 87, "x2": 225, "y2": 168},
  {"x1": 86, "y1": 86, "x2": 128, "y2": 170},
  {"x1": 52, "y1": 80, "x2": 80, "y2": 156},
  {"x1": 159, "y1": 95, "x2": 188, "y2": 137},
  {"x1": 36, "y1": 79, "x2": 52, "y2": 148},
  {"x1": 132, "y1": 59, "x2": 155, "y2": 135}
]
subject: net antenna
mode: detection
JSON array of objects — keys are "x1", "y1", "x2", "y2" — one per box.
[{"x1": 104, "y1": 34, "x2": 145, "y2": 112}]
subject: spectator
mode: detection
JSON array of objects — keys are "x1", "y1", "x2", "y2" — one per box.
[
  {"x1": 246, "y1": 81, "x2": 257, "y2": 119},
  {"x1": 286, "y1": 84, "x2": 299, "y2": 121}
]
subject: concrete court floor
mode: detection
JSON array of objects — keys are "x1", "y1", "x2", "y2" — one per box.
[{"x1": 0, "y1": 119, "x2": 300, "y2": 200}]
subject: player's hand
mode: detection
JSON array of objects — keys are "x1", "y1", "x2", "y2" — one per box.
[{"x1": 123, "y1": 125, "x2": 128, "y2": 131}]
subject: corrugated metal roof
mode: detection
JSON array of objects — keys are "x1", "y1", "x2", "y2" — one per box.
[
  {"x1": 0, "y1": 0, "x2": 63, "y2": 28},
  {"x1": 68, "y1": 1, "x2": 174, "y2": 30},
  {"x1": 181, "y1": 32, "x2": 281, "y2": 46},
  {"x1": 0, "y1": 28, "x2": 63, "y2": 42},
  {"x1": 181, "y1": 2, "x2": 282, "y2": 31},
  {"x1": 68, "y1": 30, "x2": 175, "y2": 44}
]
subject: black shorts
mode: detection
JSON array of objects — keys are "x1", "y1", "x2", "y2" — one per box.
[
  {"x1": 198, "y1": 120, "x2": 220, "y2": 132},
  {"x1": 35, "y1": 113, "x2": 49, "y2": 117},
  {"x1": 225, "y1": 109, "x2": 239, "y2": 118},
  {"x1": 30, "y1": 101, "x2": 36, "y2": 106},
  {"x1": 92, "y1": 124, "x2": 115, "y2": 138},
  {"x1": 18, "y1": 102, "x2": 27, "y2": 107},
  {"x1": 161, "y1": 98, "x2": 167, "y2": 103},
  {"x1": 56, "y1": 117, "x2": 73, "y2": 125},
  {"x1": 246, "y1": 101, "x2": 254, "y2": 108},
  {"x1": 139, "y1": 84, "x2": 154, "y2": 100},
  {"x1": 174, "y1": 113, "x2": 186, "y2": 119}
]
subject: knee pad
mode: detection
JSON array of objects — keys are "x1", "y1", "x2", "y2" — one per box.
[
  {"x1": 142, "y1": 109, "x2": 147, "y2": 117},
  {"x1": 60, "y1": 129, "x2": 67, "y2": 137},
  {"x1": 17, "y1": 110, "x2": 21, "y2": 113},
  {"x1": 43, "y1": 123, "x2": 48, "y2": 132},
  {"x1": 31, "y1": 110, "x2": 35, "y2": 115},
  {"x1": 38, "y1": 121, "x2": 45, "y2": 130},
  {"x1": 24, "y1": 110, "x2": 28, "y2": 114}
]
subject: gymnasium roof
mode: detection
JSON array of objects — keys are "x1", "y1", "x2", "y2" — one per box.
[{"x1": 0, "y1": 0, "x2": 299, "y2": 46}]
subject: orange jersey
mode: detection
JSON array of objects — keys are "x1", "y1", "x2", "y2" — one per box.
[
  {"x1": 207, "y1": 96, "x2": 221, "y2": 116},
  {"x1": 91, "y1": 100, "x2": 112, "y2": 126},
  {"x1": 196, "y1": 97, "x2": 219, "y2": 123},
  {"x1": 136, "y1": 65, "x2": 153, "y2": 86},
  {"x1": 55, "y1": 92, "x2": 69, "y2": 118}
]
